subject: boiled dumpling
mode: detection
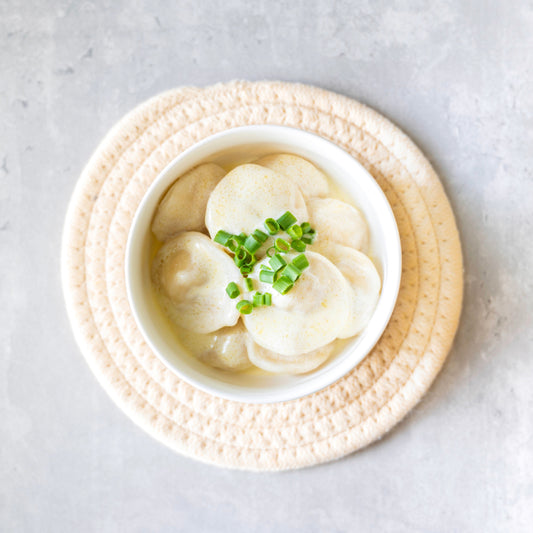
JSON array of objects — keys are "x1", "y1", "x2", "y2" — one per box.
[
  {"x1": 151, "y1": 232, "x2": 240, "y2": 333},
  {"x1": 243, "y1": 251, "x2": 351, "y2": 356},
  {"x1": 178, "y1": 322, "x2": 252, "y2": 371},
  {"x1": 308, "y1": 198, "x2": 369, "y2": 252},
  {"x1": 254, "y1": 154, "x2": 329, "y2": 199},
  {"x1": 246, "y1": 338, "x2": 333, "y2": 374},
  {"x1": 315, "y1": 242, "x2": 381, "y2": 338},
  {"x1": 152, "y1": 163, "x2": 226, "y2": 241},
  {"x1": 205, "y1": 164, "x2": 308, "y2": 237}
]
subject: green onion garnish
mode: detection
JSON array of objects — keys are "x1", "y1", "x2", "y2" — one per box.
[
  {"x1": 277, "y1": 211, "x2": 297, "y2": 230},
  {"x1": 235, "y1": 233, "x2": 247, "y2": 246},
  {"x1": 214, "y1": 230, "x2": 233, "y2": 246},
  {"x1": 282, "y1": 264, "x2": 301, "y2": 282},
  {"x1": 236, "y1": 300, "x2": 253, "y2": 314},
  {"x1": 266, "y1": 246, "x2": 276, "y2": 257},
  {"x1": 227, "y1": 238, "x2": 239, "y2": 252},
  {"x1": 234, "y1": 247, "x2": 247, "y2": 266},
  {"x1": 244, "y1": 251, "x2": 255, "y2": 265},
  {"x1": 275, "y1": 237, "x2": 291, "y2": 253},
  {"x1": 245, "y1": 278, "x2": 254, "y2": 291},
  {"x1": 260, "y1": 264, "x2": 272, "y2": 270},
  {"x1": 264, "y1": 218, "x2": 280, "y2": 235},
  {"x1": 301, "y1": 235, "x2": 313, "y2": 245},
  {"x1": 269, "y1": 254, "x2": 287, "y2": 272},
  {"x1": 301, "y1": 222, "x2": 312, "y2": 234},
  {"x1": 253, "y1": 292, "x2": 264, "y2": 307},
  {"x1": 259, "y1": 269, "x2": 276, "y2": 283},
  {"x1": 225, "y1": 282, "x2": 240, "y2": 299},
  {"x1": 253, "y1": 229, "x2": 268, "y2": 243},
  {"x1": 263, "y1": 292, "x2": 272, "y2": 306},
  {"x1": 240, "y1": 265, "x2": 252, "y2": 275},
  {"x1": 291, "y1": 239, "x2": 306, "y2": 252},
  {"x1": 287, "y1": 224, "x2": 303, "y2": 240},
  {"x1": 273, "y1": 276, "x2": 294, "y2": 295},
  {"x1": 292, "y1": 254, "x2": 309, "y2": 271},
  {"x1": 244, "y1": 234, "x2": 262, "y2": 254}
]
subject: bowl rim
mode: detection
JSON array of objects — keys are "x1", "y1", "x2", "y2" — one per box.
[{"x1": 125, "y1": 124, "x2": 402, "y2": 403}]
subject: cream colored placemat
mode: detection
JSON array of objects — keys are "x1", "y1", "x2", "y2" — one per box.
[{"x1": 61, "y1": 81, "x2": 463, "y2": 471}]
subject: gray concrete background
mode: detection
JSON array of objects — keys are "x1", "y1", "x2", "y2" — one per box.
[{"x1": 1, "y1": 0, "x2": 532, "y2": 531}]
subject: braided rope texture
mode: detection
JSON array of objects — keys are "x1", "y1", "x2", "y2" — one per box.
[{"x1": 61, "y1": 81, "x2": 463, "y2": 471}]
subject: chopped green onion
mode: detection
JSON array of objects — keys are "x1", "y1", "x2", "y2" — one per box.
[
  {"x1": 236, "y1": 300, "x2": 253, "y2": 314},
  {"x1": 269, "y1": 254, "x2": 287, "y2": 272},
  {"x1": 266, "y1": 246, "x2": 276, "y2": 257},
  {"x1": 253, "y1": 292, "x2": 264, "y2": 307},
  {"x1": 307, "y1": 228, "x2": 316, "y2": 237},
  {"x1": 273, "y1": 276, "x2": 294, "y2": 295},
  {"x1": 282, "y1": 264, "x2": 301, "y2": 282},
  {"x1": 244, "y1": 252, "x2": 256, "y2": 265},
  {"x1": 234, "y1": 247, "x2": 247, "y2": 266},
  {"x1": 301, "y1": 235, "x2": 314, "y2": 245},
  {"x1": 287, "y1": 224, "x2": 303, "y2": 240},
  {"x1": 214, "y1": 230, "x2": 233, "y2": 246},
  {"x1": 263, "y1": 292, "x2": 272, "y2": 306},
  {"x1": 227, "y1": 238, "x2": 239, "y2": 252},
  {"x1": 301, "y1": 222, "x2": 312, "y2": 234},
  {"x1": 292, "y1": 254, "x2": 309, "y2": 271},
  {"x1": 244, "y1": 234, "x2": 262, "y2": 254},
  {"x1": 259, "y1": 269, "x2": 276, "y2": 283},
  {"x1": 264, "y1": 218, "x2": 280, "y2": 235},
  {"x1": 291, "y1": 239, "x2": 306, "y2": 252},
  {"x1": 240, "y1": 265, "x2": 252, "y2": 275},
  {"x1": 245, "y1": 278, "x2": 254, "y2": 291},
  {"x1": 260, "y1": 264, "x2": 272, "y2": 270},
  {"x1": 277, "y1": 211, "x2": 297, "y2": 230},
  {"x1": 225, "y1": 282, "x2": 240, "y2": 299},
  {"x1": 235, "y1": 233, "x2": 247, "y2": 246},
  {"x1": 274, "y1": 237, "x2": 291, "y2": 253},
  {"x1": 253, "y1": 229, "x2": 268, "y2": 243}
]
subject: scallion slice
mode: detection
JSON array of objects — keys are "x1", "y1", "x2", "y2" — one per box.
[
  {"x1": 274, "y1": 237, "x2": 291, "y2": 253},
  {"x1": 214, "y1": 230, "x2": 233, "y2": 246},
  {"x1": 236, "y1": 300, "x2": 253, "y2": 314},
  {"x1": 291, "y1": 239, "x2": 306, "y2": 252},
  {"x1": 287, "y1": 224, "x2": 303, "y2": 240},
  {"x1": 240, "y1": 265, "x2": 252, "y2": 275},
  {"x1": 277, "y1": 211, "x2": 297, "y2": 230},
  {"x1": 225, "y1": 282, "x2": 240, "y2": 299},
  {"x1": 301, "y1": 235, "x2": 313, "y2": 245},
  {"x1": 244, "y1": 234, "x2": 262, "y2": 254},
  {"x1": 235, "y1": 233, "x2": 247, "y2": 246},
  {"x1": 273, "y1": 276, "x2": 293, "y2": 295},
  {"x1": 264, "y1": 218, "x2": 280, "y2": 235},
  {"x1": 253, "y1": 292, "x2": 263, "y2": 307},
  {"x1": 301, "y1": 222, "x2": 312, "y2": 234},
  {"x1": 259, "y1": 269, "x2": 276, "y2": 284},
  {"x1": 263, "y1": 292, "x2": 272, "y2": 306},
  {"x1": 266, "y1": 246, "x2": 276, "y2": 257},
  {"x1": 253, "y1": 229, "x2": 268, "y2": 243},
  {"x1": 282, "y1": 264, "x2": 301, "y2": 282},
  {"x1": 234, "y1": 247, "x2": 247, "y2": 266},
  {"x1": 245, "y1": 278, "x2": 254, "y2": 291},
  {"x1": 269, "y1": 254, "x2": 287, "y2": 272},
  {"x1": 244, "y1": 251, "x2": 256, "y2": 265},
  {"x1": 292, "y1": 254, "x2": 309, "y2": 271}
]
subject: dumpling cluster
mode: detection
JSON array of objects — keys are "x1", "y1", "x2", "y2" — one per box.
[{"x1": 151, "y1": 155, "x2": 381, "y2": 374}]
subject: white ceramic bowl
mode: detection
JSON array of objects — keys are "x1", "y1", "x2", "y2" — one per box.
[{"x1": 126, "y1": 125, "x2": 401, "y2": 403}]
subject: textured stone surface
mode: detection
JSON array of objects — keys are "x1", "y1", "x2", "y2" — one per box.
[{"x1": 1, "y1": 1, "x2": 532, "y2": 531}]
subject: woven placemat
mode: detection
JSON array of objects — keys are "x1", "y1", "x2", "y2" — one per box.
[{"x1": 61, "y1": 81, "x2": 463, "y2": 471}]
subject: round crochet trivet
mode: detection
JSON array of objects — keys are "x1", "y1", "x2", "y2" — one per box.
[{"x1": 62, "y1": 81, "x2": 463, "y2": 471}]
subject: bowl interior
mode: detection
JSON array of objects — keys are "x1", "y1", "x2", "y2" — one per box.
[{"x1": 126, "y1": 126, "x2": 401, "y2": 403}]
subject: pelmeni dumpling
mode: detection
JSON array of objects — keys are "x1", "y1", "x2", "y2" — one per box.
[
  {"x1": 152, "y1": 163, "x2": 226, "y2": 241},
  {"x1": 315, "y1": 242, "x2": 381, "y2": 338},
  {"x1": 243, "y1": 252, "x2": 351, "y2": 356},
  {"x1": 152, "y1": 232, "x2": 240, "y2": 333},
  {"x1": 307, "y1": 198, "x2": 369, "y2": 252},
  {"x1": 246, "y1": 338, "x2": 333, "y2": 374},
  {"x1": 254, "y1": 154, "x2": 329, "y2": 199},
  {"x1": 205, "y1": 164, "x2": 308, "y2": 237},
  {"x1": 178, "y1": 322, "x2": 252, "y2": 371}
]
